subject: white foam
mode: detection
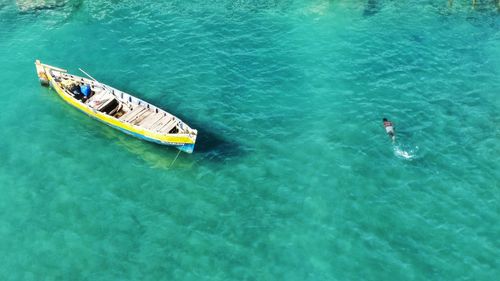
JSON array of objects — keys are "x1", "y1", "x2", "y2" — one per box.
[{"x1": 393, "y1": 144, "x2": 418, "y2": 160}]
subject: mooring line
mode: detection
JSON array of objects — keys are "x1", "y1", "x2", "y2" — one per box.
[{"x1": 169, "y1": 150, "x2": 182, "y2": 169}]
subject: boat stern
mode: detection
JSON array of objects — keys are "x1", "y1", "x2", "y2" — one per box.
[{"x1": 176, "y1": 129, "x2": 197, "y2": 154}]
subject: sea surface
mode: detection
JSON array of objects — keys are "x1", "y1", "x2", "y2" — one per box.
[{"x1": 0, "y1": 1, "x2": 499, "y2": 280}]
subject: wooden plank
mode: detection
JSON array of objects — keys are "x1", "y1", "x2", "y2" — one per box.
[
  {"x1": 122, "y1": 107, "x2": 146, "y2": 122},
  {"x1": 118, "y1": 107, "x2": 137, "y2": 120},
  {"x1": 117, "y1": 109, "x2": 131, "y2": 119},
  {"x1": 157, "y1": 119, "x2": 178, "y2": 134},
  {"x1": 133, "y1": 110, "x2": 153, "y2": 125},
  {"x1": 149, "y1": 115, "x2": 172, "y2": 131},
  {"x1": 126, "y1": 108, "x2": 148, "y2": 123},
  {"x1": 145, "y1": 115, "x2": 167, "y2": 130},
  {"x1": 138, "y1": 112, "x2": 163, "y2": 128}
]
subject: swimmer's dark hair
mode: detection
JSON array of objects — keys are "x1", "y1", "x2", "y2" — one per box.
[{"x1": 383, "y1": 118, "x2": 388, "y2": 122}]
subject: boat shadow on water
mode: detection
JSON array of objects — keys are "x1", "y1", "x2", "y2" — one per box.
[{"x1": 148, "y1": 104, "x2": 245, "y2": 162}]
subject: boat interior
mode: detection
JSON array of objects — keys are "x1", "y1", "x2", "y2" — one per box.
[{"x1": 52, "y1": 71, "x2": 183, "y2": 135}]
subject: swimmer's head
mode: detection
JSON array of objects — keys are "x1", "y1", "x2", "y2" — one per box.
[{"x1": 383, "y1": 118, "x2": 388, "y2": 122}]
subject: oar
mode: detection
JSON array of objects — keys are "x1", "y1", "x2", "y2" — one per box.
[
  {"x1": 78, "y1": 68, "x2": 98, "y2": 82},
  {"x1": 79, "y1": 68, "x2": 113, "y2": 93}
]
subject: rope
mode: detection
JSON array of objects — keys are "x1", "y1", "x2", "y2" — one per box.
[{"x1": 169, "y1": 149, "x2": 182, "y2": 169}]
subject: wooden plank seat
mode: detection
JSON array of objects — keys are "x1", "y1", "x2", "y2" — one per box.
[
  {"x1": 137, "y1": 112, "x2": 164, "y2": 128},
  {"x1": 157, "y1": 119, "x2": 178, "y2": 134},
  {"x1": 117, "y1": 107, "x2": 135, "y2": 120},
  {"x1": 144, "y1": 114, "x2": 168, "y2": 129},
  {"x1": 148, "y1": 115, "x2": 174, "y2": 131},
  {"x1": 132, "y1": 110, "x2": 153, "y2": 125},
  {"x1": 120, "y1": 106, "x2": 147, "y2": 122},
  {"x1": 127, "y1": 108, "x2": 150, "y2": 123}
]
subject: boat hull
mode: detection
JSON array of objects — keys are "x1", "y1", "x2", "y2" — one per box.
[
  {"x1": 37, "y1": 61, "x2": 196, "y2": 153},
  {"x1": 109, "y1": 122, "x2": 195, "y2": 153}
]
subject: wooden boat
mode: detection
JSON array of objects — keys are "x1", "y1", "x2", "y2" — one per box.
[{"x1": 35, "y1": 60, "x2": 197, "y2": 153}]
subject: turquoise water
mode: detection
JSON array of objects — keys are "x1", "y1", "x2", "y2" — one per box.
[{"x1": 1, "y1": 1, "x2": 499, "y2": 280}]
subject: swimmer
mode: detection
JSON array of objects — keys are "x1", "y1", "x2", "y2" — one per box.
[{"x1": 383, "y1": 118, "x2": 395, "y2": 142}]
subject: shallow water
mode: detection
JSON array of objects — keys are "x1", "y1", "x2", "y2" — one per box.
[{"x1": 0, "y1": 1, "x2": 499, "y2": 280}]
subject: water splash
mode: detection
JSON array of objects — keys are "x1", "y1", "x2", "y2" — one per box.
[{"x1": 393, "y1": 143, "x2": 419, "y2": 160}]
